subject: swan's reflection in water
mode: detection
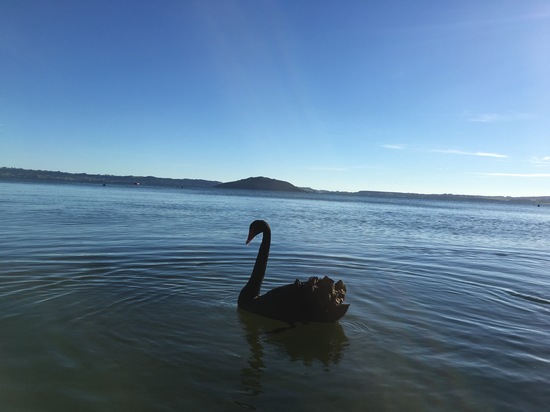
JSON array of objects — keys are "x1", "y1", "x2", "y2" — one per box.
[{"x1": 238, "y1": 310, "x2": 349, "y2": 397}]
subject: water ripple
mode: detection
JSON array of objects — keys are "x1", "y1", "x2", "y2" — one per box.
[{"x1": 2, "y1": 182, "x2": 550, "y2": 411}]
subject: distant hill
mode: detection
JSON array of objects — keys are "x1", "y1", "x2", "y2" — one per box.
[
  {"x1": 2, "y1": 167, "x2": 548, "y2": 204},
  {"x1": 355, "y1": 189, "x2": 550, "y2": 205},
  {"x1": 0, "y1": 167, "x2": 220, "y2": 188},
  {"x1": 215, "y1": 176, "x2": 306, "y2": 192}
]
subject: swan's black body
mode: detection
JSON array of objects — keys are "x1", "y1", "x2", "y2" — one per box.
[{"x1": 238, "y1": 220, "x2": 349, "y2": 323}]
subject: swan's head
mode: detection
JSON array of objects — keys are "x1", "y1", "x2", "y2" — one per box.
[{"x1": 246, "y1": 220, "x2": 270, "y2": 245}]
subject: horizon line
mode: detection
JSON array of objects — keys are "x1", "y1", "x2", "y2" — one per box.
[{"x1": 1, "y1": 166, "x2": 549, "y2": 200}]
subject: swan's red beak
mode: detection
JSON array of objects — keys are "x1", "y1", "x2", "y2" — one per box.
[{"x1": 246, "y1": 230, "x2": 254, "y2": 245}]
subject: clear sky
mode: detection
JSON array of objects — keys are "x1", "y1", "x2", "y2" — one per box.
[{"x1": 1, "y1": 1, "x2": 549, "y2": 196}]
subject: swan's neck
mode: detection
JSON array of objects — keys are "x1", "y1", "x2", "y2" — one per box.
[{"x1": 239, "y1": 228, "x2": 271, "y2": 305}]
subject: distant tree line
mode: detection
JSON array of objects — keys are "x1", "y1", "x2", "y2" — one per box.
[
  {"x1": 0, "y1": 167, "x2": 220, "y2": 189},
  {"x1": 1, "y1": 167, "x2": 548, "y2": 204}
]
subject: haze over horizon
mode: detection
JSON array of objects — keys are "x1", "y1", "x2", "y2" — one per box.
[{"x1": 2, "y1": 1, "x2": 549, "y2": 196}]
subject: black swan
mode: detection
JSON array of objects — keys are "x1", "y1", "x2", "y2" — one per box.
[{"x1": 238, "y1": 220, "x2": 349, "y2": 323}]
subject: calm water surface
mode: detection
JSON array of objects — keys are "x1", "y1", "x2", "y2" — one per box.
[{"x1": 1, "y1": 182, "x2": 549, "y2": 411}]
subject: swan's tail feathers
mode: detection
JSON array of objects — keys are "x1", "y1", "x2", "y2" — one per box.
[{"x1": 306, "y1": 276, "x2": 349, "y2": 322}]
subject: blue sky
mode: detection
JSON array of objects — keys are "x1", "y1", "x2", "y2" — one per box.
[{"x1": 1, "y1": 1, "x2": 549, "y2": 196}]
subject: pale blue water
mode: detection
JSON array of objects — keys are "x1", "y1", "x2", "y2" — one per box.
[{"x1": 1, "y1": 181, "x2": 549, "y2": 411}]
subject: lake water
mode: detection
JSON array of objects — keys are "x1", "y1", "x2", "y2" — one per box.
[{"x1": 1, "y1": 181, "x2": 549, "y2": 411}]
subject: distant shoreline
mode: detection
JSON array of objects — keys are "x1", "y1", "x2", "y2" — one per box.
[
  {"x1": 0, "y1": 167, "x2": 220, "y2": 189},
  {"x1": 1, "y1": 167, "x2": 548, "y2": 205}
]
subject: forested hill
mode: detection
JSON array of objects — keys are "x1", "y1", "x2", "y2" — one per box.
[{"x1": 215, "y1": 176, "x2": 305, "y2": 192}]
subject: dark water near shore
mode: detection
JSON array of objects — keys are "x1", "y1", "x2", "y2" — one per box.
[{"x1": 1, "y1": 182, "x2": 549, "y2": 411}]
